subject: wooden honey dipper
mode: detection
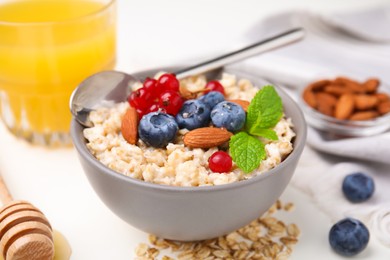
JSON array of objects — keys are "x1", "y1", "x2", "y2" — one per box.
[{"x1": 0, "y1": 175, "x2": 54, "y2": 260}]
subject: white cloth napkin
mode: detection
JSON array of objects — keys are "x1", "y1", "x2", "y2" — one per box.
[{"x1": 230, "y1": 7, "x2": 390, "y2": 246}]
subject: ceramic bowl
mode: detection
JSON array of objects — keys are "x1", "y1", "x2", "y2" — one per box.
[{"x1": 70, "y1": 68, "x2": 307, "y2": 241}]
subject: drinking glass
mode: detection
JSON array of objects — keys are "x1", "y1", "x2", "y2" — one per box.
[{"x1": 0, "y1": 0, "x2": 116, "y2": 146}]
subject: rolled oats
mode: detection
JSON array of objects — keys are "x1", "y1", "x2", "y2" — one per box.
[{"x1": 134, "y1": 201, "x2": 300, "y2": 259}]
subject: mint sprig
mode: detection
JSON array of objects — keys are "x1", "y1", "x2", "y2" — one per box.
[
  {"x1": 229, "y1": 86, "x2": 283, "y2": 173},
  {"x1": 229, "y1": 132, "x2": 266, "y2": 173}
]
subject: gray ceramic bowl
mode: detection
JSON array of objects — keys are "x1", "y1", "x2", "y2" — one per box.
[{"x1": 71, "y1": 67, "x2": 307, "y2": 241}]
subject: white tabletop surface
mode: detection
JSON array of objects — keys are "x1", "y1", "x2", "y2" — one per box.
[{"x1": 1, "y1": 0, "x2": 390, "y2": 259}]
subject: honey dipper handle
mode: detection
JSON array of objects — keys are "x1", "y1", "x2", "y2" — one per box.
[{"x1": 0, "y1": 175, "x2": 13, "y2": 204}]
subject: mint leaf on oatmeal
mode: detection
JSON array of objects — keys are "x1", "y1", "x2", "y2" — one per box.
[
  {"x1": 229, "y1": 132, "x2": 266, "y2": 173},
  {"x1": 246, "y1": 85, "x2": 283, "y2": 139},
  {"x1": 249, "y1": 128, "x2": 278, "y2": 141}
]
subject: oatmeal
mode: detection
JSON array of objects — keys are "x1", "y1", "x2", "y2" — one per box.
[{"x1": 83, "y1": 73, "x2": 296, "y2": 186}]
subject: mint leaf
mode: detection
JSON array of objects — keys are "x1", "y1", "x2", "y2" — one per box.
[
  {"x1": 250, "y1": 128, "x2": 278, "y2": 141},
  {"x1": 246, "y1": 86, "x2": 283, "y2": 134},
  {"x1": 229, "y1": 132, "x2": 266, "y2": 173}
]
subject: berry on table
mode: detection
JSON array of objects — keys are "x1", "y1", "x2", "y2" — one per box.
[
  {"x1": 159, "y1": 90, "x2": 183, "y2": 116},
  {"x1": 210, "y1": 101, "x2": 245, "y2": 132},
  {"x1": 204, "y1": 80, "x2": 225, "y2": 95},
  {"x1": 158, "y1": 73, "x2": 180, "y2": 92},
  {"x1": 329, "y1": 218, "x2": 369, "y2": 256},
  {"x1": 175, "y1": 100, "x2": 210, "y2": 130},
  {"x1": 198, "y1": 91, "x2": 225, "y2": 109},
  {"x1": 138, "y1": 112, "x2": 178, "y2": 148},
  {"x1": 342, "y1": 172, "x2": 375, "y2": 203},
  {"x1": 208, "y1": 151, "x2": 233, "y2": 173}
]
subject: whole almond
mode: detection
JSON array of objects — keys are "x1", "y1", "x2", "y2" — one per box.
[
  {"x1": 315, "y1": 92, "x2": 337, "y2": 116},
  {"x1": 121, "y1": 106, "x2": 138, "y2": 144},
  {"x1": 377, "y1": 101, "x2": 390, "y2": 115},
  {"x1": 228, "y1": 99, "x2": 250, "y2": 112},
  {"x1": 363, "y1": 78, "x2": 380, "y2": 93},
  {"x1": 309, "y1": 79, "x2": 331, "y2": 91},
  {"x1": 183, "y1": 127, "x2": 233, "y2": 148},
  {"x1": 375, "y1": 93, "x2": 390, "y2": 103},
  {"x1": 334, "y1": 77, "x2": 365, "y2": 93},
  {"x1": 323, "y1": 84, "x2": 352, "y2": 97},
  {"x1": 303, "y1": 88, "x2": 317, "y2": 108},
  {"x1": 349, "y1": 111, "x2": 379, "y2": 121},
  {"x1": 354, "y1": 95, "x2": 378, "y2": 110},
  {"x1": 335, "y1": 94, "x2": 355, "y2": 120}
]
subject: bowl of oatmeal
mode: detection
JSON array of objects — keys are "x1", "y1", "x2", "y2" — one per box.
[{"x1": 71, "y1": 67, "x2": 307, "y2": 241}]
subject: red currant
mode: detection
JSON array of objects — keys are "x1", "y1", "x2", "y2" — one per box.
[
  {"x1": 147, "y1": 102, "x2": 167, "y2": 114},
  {"x1": 128, "y1": 87, "x2": 153, "y2": 111},
  {"x1": 143, "y1": 77, "x2": 162, "y2": 99},
  {"x1": 157, "y1": 73, "x2": 180, "y2": 92},
  {"x1": 208, "y1": 151, "x2": 232, "y2": 173},
  {"x1": 159, "y1": 90, "x2": 183, "y2": 115},
  {"x1": 204, "y1": 80, "x2": 225, "y2": 95}
]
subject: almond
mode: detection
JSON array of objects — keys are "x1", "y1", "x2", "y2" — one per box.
[
  {"x1": 302, "y1": 88, "x2": 317, "y2": 108},
  {"x1": 377, "y1": 101, "x2": 390, "y2": 115},
  {"x1": 363, "y1": 78, "x2": 380, "y2": 93},
  {"x1": 183, "y1": 127, "x2": 233, "y2": 148},
  {"x1": 228, "y1": 99, "x2": 250, "y2": 112},
  {"x1": 334, "y1": 77, "x2": 365, "y2": 93},
  {"x1": 309, "y1": 79, "x2": 331, "y2": 91},
  {"x1": 315, "y1": 92, "x2": 337, "y2": 116},
  {"x1": 323, "y1": 84, "x2": 352, "y2": 97},
  {"x1": 375, "y1": 93, "x2": 390, "y2": 102},
  {"x1": 121, "y1": 106, "x2": 138, "y2": 144},
  {"x1": 335, "y1": 94, "x2": 355, "y2": 120},
  {"x1": 354, "y1": 95, "x2": 378, "y2": 110},
  {"x1": 349, "y1": 111, "x2": 379, "y2": 121},
  {"x1": 179, "y1": 85, "x2": 203, "y2": 99}
]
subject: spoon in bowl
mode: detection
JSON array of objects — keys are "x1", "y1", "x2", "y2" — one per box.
[{"x1": 70, "y1": 28, "x2": 305, "y2": 128}]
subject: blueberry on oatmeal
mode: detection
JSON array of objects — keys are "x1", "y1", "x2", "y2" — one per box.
[
  {"x1": 211, "y1": 101, "x2": 245, "y2": 132},
  {"x1": 138, "y1": 112, "x2": 178, "y2": 148},
  {"x1": 175, "y1": 99, "x2": 210, "y2": 130},
  {"x1": 198, "y1": 91, "x2": 225, "y2": 110}
]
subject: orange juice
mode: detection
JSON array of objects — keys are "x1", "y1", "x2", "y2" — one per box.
[{"x1": 0, "y1": 0, "x2": 116, "y2": 146}]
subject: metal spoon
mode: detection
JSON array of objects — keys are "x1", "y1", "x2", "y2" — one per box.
[{"x1": 70, "y1": 28, "x2": 305, "y2": 127}]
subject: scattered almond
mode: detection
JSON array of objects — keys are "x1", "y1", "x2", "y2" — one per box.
[
  {"x1": 183, "y1": 127, "x2": 233, "y2": 148},
  {"x1": 121, "y1": 106, "x2": 138, "y2": 144},
  {"x1": 228, "y1": 99, "x2": 250, "y2": 112},
  {"x1": 335, "y1": 94, "x2": 355, "y2": 120}
]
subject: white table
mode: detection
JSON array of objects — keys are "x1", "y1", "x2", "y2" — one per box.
[{"x1": 1, "y1": 0, "x2": 390, "y2": 259}]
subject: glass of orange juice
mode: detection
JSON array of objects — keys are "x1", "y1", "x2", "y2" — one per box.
[{"x1": 0, "y1": 0, "x2": 116, "y2": 146}]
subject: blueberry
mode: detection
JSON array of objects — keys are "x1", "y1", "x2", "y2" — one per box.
[
  {"x1": 138, "y1": 112, "x2": 178, "y2": 148},
  {"x1": 198, "y1": 91, "x2": 225, "y2": 109},
  {"x1": 175, "y1": 100, "x2": 210, "y2": 130},
  {"x1": 210, "y1": 101, "x2": 245, "y2": 132},
  {"x1": 329, "y1": 218, "x2": 369, "y2": 256},
  {"x1": 342, "y1": 172, "x2": 375, "y2": 203}
]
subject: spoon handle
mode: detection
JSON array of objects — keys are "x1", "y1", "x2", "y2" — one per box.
[
  {"x1": 0, "y1": 175, "x2": 13, "y2": 204},
  {"x1": 174, "y1": 28, "x2": 305, "y2": 79}
]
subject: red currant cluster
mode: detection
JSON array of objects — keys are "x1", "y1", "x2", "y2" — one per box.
[{"x1": 127, "y1": 73, "x2": 184, "y2": 118}]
